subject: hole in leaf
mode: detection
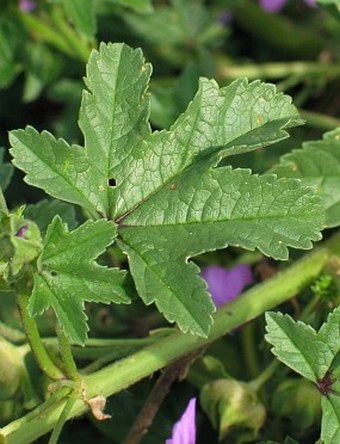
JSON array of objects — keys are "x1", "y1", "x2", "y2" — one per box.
[
  {"x1": 108, "y1": 178, "x2": 116, "y2": 187},
  {"x1": 50, "y1": 271, "x2": 58, "y2": 277}
]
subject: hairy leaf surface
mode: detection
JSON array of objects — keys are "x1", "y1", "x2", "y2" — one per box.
[
  {"x1": 271, "y1": 128, "x2": 340, "y2": 228},
  {"x1": 265, "y1": 312, "x2": 334, "y2": 381},
  {"x1": 9, "y1": 43, "x2": 324, "y2": 336},
  {"x1": 30, "y1": 216, "x2": 131, "y2": 344}
]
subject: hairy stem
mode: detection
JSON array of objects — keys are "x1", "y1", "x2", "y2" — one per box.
[
  {"x1": 2, "y1": 231, "x2": 340, "y2": 444},
  {"x1": 17, "y1": 293, "x2": 64, "y2": 381},
  {"x1": 56, "y1": 325, "x2": 80, "y2": 382}
]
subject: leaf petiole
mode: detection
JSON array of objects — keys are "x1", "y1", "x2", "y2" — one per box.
[{"x1": 17, "y1": 292, "x2": 65, "y2": 381}]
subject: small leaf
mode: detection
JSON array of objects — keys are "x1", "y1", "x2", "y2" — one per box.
[
  {"x1": 29, "y1": 216, "x2": 131, "y2": 344},
  {"x1": 271, "y1": 128, "x2": 340, "y2": 228},
  {"x1": 321, "y1": 394, "x2": 340, "y2": 444},
  {"x1": 318, "y1": 306, "x2": 340, "y2": 357},
  {"x1": 265, "y1": 312, "x2": 334, "y2": 381}
]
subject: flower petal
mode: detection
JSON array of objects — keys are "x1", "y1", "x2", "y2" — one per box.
[
  {"x1": 259, "y1": 0, "x2": 287, "y2": 13},
  {"x1": 19, "y1": 0, "x2": 36, "y2": 12},
  {"x1": 165, "y1": 398, "x2": 196, "y2": 444},
  {"x1": 200, "y1": 264, "x2": 253, "y2": 308}
]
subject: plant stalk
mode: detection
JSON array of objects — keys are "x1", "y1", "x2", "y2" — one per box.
[
  {"x1": 2, "y1": 231, "x2": 340, "y2": 443},
  {"x1": 17, "y1": 293, "x2": 64, "y2": 381}
]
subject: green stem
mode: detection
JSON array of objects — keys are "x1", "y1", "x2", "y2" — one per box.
[
  {"x1": 233, "y1": 0, "x2": 323, "y2": 58},
  {"x1": 2, "y1": 231, "x2": 340, "y2": 443},
  {"x1": 17, "y1": 293, "x2": 64, "y2": 381},
  {"x1": 217, "y1": 61, "x2": 340, "y2": 83},
  {"x1": 241, "y1": 322, "x2": 260, "y2": 379},
  {"x1": 43, "y1": 331, "x2": 172, "y2": 361},
  {"x1": 300, "y1": 110, "x2": 340, "y2": 131},
  {"x1": 48, "y1": 395, "x2": 77, "y2": 444},
  {"x1": 56, "y1": 325, "x2": 80, "y2": 382},
  {"x1": 249, "y1": 360, "x2": 280, "y2": 393}
]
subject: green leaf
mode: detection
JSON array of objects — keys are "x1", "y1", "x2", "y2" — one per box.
[
  {"x1": 60, "y1": 0, "x2": 96, "y2": 38},
  {"x1": 24, "y1": 199, "x2": 78, "y2": 232},
  {"x1": 270, "y1": 129, "x2": 340, "y2": 228},
  {"x1": 321, "y1": 394, "x2": 340, "y2": 444},
  {"x1": 123, "y1": 0, "x2": 226, "y2": 69},
  {"x1": 10, "y1": 43, "x2": 152, "y2": 219},
  {"x1": 265, "y1": 312, "x2": 334, "y2": 381},
  {"x1": 119, "y1": 169, "x2": 322, "y2": 335},
  {"x1": 0, "y1": 148, "x2": 13, "y2": 191},
  {"x1": 29, "y1": 216, "x2": 131, "y2": 344},
  {"x1": 9, "y1": 43, "x2": 324, "y2": 336},
  {"x1": 318, "y1": 306, "x2": 340, "y2": 357},
  {"x1": 23, "y1": 43, "x2": 62, "y2": 103}
]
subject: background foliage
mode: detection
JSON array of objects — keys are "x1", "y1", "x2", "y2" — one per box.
[{"x1": 1, "y1": 1, "x2": 340, "y2": 443}]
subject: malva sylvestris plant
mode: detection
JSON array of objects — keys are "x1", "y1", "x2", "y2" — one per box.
[{"x1": 0, "y1": 42, "x2": 340, "y2": 443}]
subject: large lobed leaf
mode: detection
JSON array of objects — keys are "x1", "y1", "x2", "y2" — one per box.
[{"x1": 9, "y1": 43, "x2": 324, "y2": 338}]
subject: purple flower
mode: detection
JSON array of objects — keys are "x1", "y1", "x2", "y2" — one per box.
[
  {"x1": 19, "y1": 0, "x2": 37, "y2": 12},
  {"x1": 166, "y1": 398, "x2": 196, "y2": 444},
  {"x1": 200, "y1": 264, "x2": 253, "y2": 308},
  {"x1": 259, "y1": 0, "x2": 316, "y2": 13}
]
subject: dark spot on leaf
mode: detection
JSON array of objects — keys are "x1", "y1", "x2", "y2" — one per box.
[
  {"x1": 16, "y1": 225, "x2": 29, "y2": 238},
  {"x1": 108, "y1": 178, "x2": 116, "y2": 187},
  {"x1": 50, "y1": 271, "x2": 58, "y2": 277}
]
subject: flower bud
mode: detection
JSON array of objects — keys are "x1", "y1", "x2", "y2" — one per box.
[{"x1": 200, "y1": 378, "x2": 266, "y2": 441}]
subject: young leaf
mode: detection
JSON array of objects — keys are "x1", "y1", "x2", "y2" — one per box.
[
  {"x1": 9, "y1": 43, "x2": 324, "y2": 336},
  {"x1": 265, "y1": 312, "x2": 334, "y2": 381},
  {"x1": 29, "y1": 216, "x2": 131, "y2": 344},
  {"x1": 270, "y1": 128, "x2": 340, "y2": 228}
]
